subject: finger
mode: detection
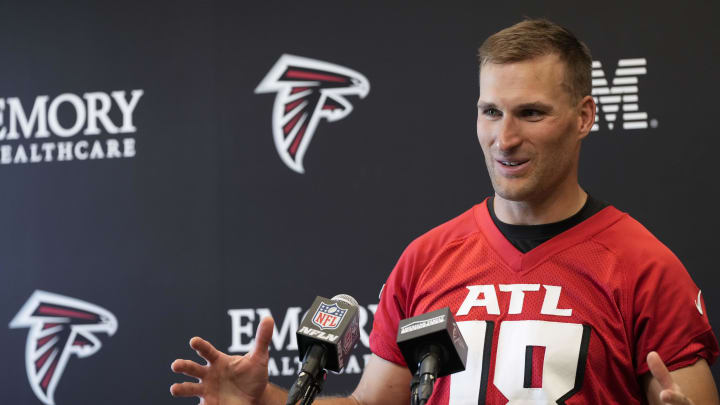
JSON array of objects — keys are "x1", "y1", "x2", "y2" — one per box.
[
  {"x1": 249, "y1": 316, "x2": 274, "y2": 360},
  {"x1": 170, "y1": 381, "x2": 203, "y2": 397},
  {"x1": 647, "y1": 351, "x2": 675, "y2": 391},
  {"x1": 660, "y1": 389, "x2": 692, "y2": 404},
  {"x1": 189, "y1": 336, "x2": 220, "y2": 363},
  {"x1": 171, "y1": 359, "x2": 207, "y2": 379}
]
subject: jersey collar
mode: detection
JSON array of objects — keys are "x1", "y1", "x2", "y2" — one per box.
[{"x1": 474, "y1": 198, "x2": 625, "y2": 273}]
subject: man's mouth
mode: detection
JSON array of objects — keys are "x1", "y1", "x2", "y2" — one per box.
[{"x1": 497, "y1": 159, "x2": 529, "y2": 167}]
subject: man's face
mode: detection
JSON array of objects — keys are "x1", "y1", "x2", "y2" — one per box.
[{"x1": 477, "y1": 54, "x2": 590, "y2": 203}]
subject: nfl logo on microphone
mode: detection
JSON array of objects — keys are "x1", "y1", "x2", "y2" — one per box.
[{"x1": 312, "y1": 302, "x2": 347, "y2": 330}]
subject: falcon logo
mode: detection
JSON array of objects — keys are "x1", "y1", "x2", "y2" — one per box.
[
  {"x1": 9, "y1": 290, "x2": 118, "y2": 405},
  {"x1": 255, "y1": 54, "x2": 370, "y2": 174}
]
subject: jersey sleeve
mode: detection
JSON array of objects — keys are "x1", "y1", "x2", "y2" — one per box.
[
  {"x1": 369, "y1": 205, "x2": 480, "y2": 367},
  {"x1": 368, "y1": 244, "x2": 417, "y2": 366},
  {"x1": 630, "y1": 241, "x2": 719, "y2": 376}
]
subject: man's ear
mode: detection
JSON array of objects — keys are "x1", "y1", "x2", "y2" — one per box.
[{"x1": 577, "y1": 95, "x2": 596, "y2": 140}]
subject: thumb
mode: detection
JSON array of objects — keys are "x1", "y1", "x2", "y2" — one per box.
[
  {"x1": 647, "y1": 351, "x2": 676, "y2": 391},
  {"x1": 249, "y1": 316, "x2": 275, "y2": 361}
]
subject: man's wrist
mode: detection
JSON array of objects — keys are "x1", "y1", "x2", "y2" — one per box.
[{"x1": 259, "y1": 382, "x2": 289, "y2": 405}]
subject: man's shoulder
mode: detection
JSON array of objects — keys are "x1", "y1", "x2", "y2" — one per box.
[
  {"x1": 592, "y1": 206, "x2": 682, "y2": 267},
  {"x1": 402, "y1": 203, "x2": 483, "y2": 260}
]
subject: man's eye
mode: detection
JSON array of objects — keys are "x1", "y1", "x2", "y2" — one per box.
[
  {"x1": 483, "y1": 108, "x2": 502, "y2": 118},
  {"x1": 521, "y1": 109, "x2": 544, "y2": 119}
]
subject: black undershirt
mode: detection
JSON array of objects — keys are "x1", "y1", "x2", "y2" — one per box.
[{"x1": 488, "y1": 195, "x2": 609, "y2": 253}]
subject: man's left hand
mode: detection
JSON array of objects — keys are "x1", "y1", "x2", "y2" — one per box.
[
  {"x1": 644, "y1": 351, "x2": 719, "y2": 405},
  {"x1": 648, "y1": 351, "x2": 695, "y2": 404}
]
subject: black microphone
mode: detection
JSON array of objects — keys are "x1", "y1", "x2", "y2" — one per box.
[
  {"x1": 286, "y1": 294, "x2": 360, "y2": 405},
  {"x1": 396, "y1": 307, "x2": 468, "y2": 405}
]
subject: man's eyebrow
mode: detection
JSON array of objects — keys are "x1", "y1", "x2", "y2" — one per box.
[
  {"x1": 477, "y1": 101, "x2": 496, "y2": 109},
  {"x1": 514, "y1": 101, "x2": 553, "y2": 111}
]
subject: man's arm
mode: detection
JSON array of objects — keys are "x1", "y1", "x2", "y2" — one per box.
[
  {"x1": 643, "y1": 351, "x2": 720, "y2": 405},
  {"x1": 171, "y1": 317, "x2": 411, "y2": 405},
  {"x1": 347, "y1": 355, "x2": 412, "y2": 405}
]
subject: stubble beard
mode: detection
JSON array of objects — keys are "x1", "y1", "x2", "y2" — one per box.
[
  {"x1": 490, "y1": 169, "x2": 541, "y2": 202},
  {"x1": 487, "y1": 154, "x2": 572, "y2": 204}
]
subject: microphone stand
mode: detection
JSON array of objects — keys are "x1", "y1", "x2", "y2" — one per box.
[
  {"x1": 287, "y1": 344, "x2": 328, "y2": 405},
  {"x1": 300, "y1": 369, "x2": 326, "y2": 405},
  {"x1": 410, "y1": 348, "x2": 440, "y2": 405},
  {"x1": 410, "y1": 373, "x2": 421, "y2": 405}
]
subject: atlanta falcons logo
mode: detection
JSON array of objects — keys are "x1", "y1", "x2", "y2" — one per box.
[
  {"x1": 255, "y1": 54, "x2": 370, "y2": 173},
  {"x1": 9, "y1": 290, "x2": 118, "y2": 405}
]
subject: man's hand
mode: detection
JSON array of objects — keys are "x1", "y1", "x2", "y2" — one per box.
[
  {"x1": 645, "y1": 351, "x2": 720, "y2": 405},
  {"x1": 647, "y1": 351, "x2": 695, "y2": 404},
  {"x1": 170, "y1": 317, "x2": 275, "y2": 405}
]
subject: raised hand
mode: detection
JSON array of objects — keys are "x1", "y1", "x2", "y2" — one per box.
[
  {"x1": 170, "y1": 317, "x2": 275, "y2": 405},
  {"x1": 647, "y1": 351, "x2": 695, "y2": 405}
]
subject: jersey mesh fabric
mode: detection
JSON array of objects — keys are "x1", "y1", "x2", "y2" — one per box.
[{"x1": 369, "y1": 199, "x2": 718, "y2": 405}]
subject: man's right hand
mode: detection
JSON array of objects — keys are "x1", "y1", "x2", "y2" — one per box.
[
  {"x1": 170, "y1": 315, "x2": 412, "y2": 405},
  {"x1": 170, "y1": 316, "x2": 276, "y2": 405}
]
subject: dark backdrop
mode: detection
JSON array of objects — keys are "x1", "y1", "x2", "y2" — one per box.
[{"x1": 1, "y1": 1, "x2": 718, "y2": 404}]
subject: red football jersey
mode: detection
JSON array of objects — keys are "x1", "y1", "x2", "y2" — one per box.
[{"x1": 370, "y1": 200, "x2": 718, "y2": 405}]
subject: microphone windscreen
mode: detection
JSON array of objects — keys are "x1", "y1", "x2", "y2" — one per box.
[
  {"x1": 296, "y1": 295, "x2": 360, "y2": 372},
  {"x1": 331, "y1": 294, "x2": 359, "y2": 308},
  {"x1": 396, "y1": 307, "x2": 468, "y2": 377}
]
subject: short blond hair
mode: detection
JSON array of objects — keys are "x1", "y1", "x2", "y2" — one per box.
[{"x1": 478, "y1": 19, "x2": 592, "y2": 102}]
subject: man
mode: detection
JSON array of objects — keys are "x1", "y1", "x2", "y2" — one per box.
[{"x1": 170, "y1": 19, "x2": 719, "y2": 404}]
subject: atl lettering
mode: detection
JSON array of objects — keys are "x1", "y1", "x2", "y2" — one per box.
[{"x1": 457, "y1": 284, "x2": 573, "y2": 317}]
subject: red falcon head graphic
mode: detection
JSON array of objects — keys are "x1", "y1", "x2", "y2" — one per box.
[
  {"x1": 255, "y1": 54, "x2": 370, "y2": 173},
  {"x1": 9, "y1": 290, "x2": 118, "y2": 405}
]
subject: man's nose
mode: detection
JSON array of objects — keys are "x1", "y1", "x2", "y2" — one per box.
[{"x1": 496, "y1": 116, "x2": 522, "y2": 152}]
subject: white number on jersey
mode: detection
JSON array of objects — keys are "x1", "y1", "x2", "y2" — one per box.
[{"x1": 449, "y1": 320, "x2": 591, "y2": 404}]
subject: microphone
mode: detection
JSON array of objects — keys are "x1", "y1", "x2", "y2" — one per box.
[
  {"x1": 286, "y1": 294, "x2": 360, "y2": 405},
  {"x1": 396, "y1": 307, "x2": 468, "y2": 405}
]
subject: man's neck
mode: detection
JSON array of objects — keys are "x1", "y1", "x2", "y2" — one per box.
[{"x1": 493, "y1": 186, "x2": 588, "y2": 225}]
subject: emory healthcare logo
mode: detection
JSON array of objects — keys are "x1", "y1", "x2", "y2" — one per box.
[
  {"x1": 0, "y1": 89, "x2": 143, "y2": 166},
  {"x1": 255, "y1": 54, "x2": 370, "y2": 174},
  {"x1": 228, "y1": 302, "x2": 378, "y2": 377},
  {"x1": 9, "y1": 290, "x2": 118, "y2": 405}
]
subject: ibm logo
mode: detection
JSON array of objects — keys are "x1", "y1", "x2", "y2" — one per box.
[{"x1": 591, "y1": 58, "x2": 654, "y2": 131}]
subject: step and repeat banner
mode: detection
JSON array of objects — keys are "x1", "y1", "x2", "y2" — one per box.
[{"x1": 1, "y1": 1, "x2": 718, "y2": 404}]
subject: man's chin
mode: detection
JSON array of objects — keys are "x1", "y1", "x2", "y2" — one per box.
[{"x1": 492, "y1": 184, "x2": 534, "y2": 203}]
